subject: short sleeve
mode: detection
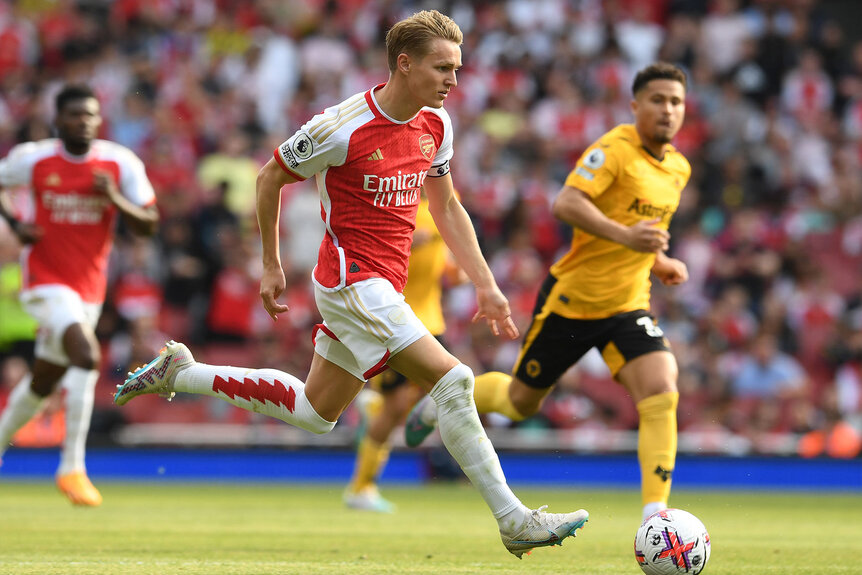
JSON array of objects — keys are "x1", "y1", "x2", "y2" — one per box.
[
  {"x1": 428, "y1": 108, "x2": 453, "y2": 178},
  {"x1": 117, "y1": 148, "x2": 156, "y2": 207},
  {"x1": 564, "y1": 140, "x2": 621, "y2": 199},
  {"x1": 274, "y1": 108, "x2": 351, "y2": 180},
  {"x1": 0, "y1": 143, "x2": 39, "y2": 188}
]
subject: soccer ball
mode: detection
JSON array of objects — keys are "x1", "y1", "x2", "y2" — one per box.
[{"x1": 634, "y1": 508, "x2": 711, "y2": 575}]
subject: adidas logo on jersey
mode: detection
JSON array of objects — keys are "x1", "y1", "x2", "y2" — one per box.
[{"x1": 367, "y1": 148, "x2": 384, "y2": 161}]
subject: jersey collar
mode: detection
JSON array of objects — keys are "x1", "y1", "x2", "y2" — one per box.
[
  {"x1": 56, "y1": 139, "x2": 97, "y2": 163},
  {"x1": 625, "y1": 124, "x2": 675, "y2": 164},
  {"x1": 367, "y1": 83, "x2": 421, "y2": 125}
]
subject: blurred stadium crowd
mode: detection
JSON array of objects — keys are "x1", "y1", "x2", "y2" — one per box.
[{"x1": 0, "y1": 0, "x2": 860, "y2": 458}]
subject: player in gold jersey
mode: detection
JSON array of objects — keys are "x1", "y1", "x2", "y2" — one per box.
[
  {"x1": 406, "y1": 63, "x2": 690, "y2": 520},
  {"x1": 344, "y1": 192, "x2": 459, "y2": 512}
]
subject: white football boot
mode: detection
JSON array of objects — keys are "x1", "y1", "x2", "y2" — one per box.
[
  {"x1": 114, "y1": 340, "x2": 194, "y2": 406},
  {"x1": 343, "y1": 486, "x2": 396, "y2": 513},
  {"x1": 499, "y1": 506, "x2": 589, "y2": 558}
]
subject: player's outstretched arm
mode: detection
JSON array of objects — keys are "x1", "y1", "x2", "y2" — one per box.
[
  {"x1": 257, "y1": 157, "x2": 297, "y2": 320},
  {"x1": 552, "y1": 185, "x2": 669, "y2": 253},
  {"x1": 424, "y1": 176, "x2": 518, "y2": 340}
]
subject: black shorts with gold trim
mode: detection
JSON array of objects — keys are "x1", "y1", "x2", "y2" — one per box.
[
  {"x1": 513, "y1": 274, "x2": 670, "y2": 389},
  {"x1": 371, "y1": 334, "x2": 446, "y2": 393}
]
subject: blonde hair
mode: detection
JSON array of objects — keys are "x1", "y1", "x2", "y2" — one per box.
[{"x1": 385, "y1": 10, "x2": 463, "y2": 72}]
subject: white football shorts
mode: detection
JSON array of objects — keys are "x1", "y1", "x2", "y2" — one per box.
[
  {"x1": 19, "y1": 284, "x2": 102, "y2": 366},
  {"x1": 313, "y1": 277, "x2": 430, "y2": 381}
]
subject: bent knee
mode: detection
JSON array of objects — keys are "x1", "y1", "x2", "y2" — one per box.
[
  {"x1": 511, "y1": 400, "x2": 540, "y2": 419},
  {"x1": 509, "y1": 398, "x2": 541, "y2": 419},
  {"x1": 632, "y1": 380, "x2": 678, "y2": 403},
  {"x1": 445, "y1": 363, "x2": 474, "y2": 393},
  {"x1": 509, "y1": 378, "x2": 548, "y2": 418},
  {"x1": 430, "y1": 363, "x2": 475, "y2": 407},
  {"x1": 66, "y1": 344, "x2": 101, "y2": 370}
]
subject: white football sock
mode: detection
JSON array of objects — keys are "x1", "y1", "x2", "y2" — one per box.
[
  {"x1": 0, "y1": 375, "x2": 42, "y2": 458},
  {"x1": 174, "y1": 364, "x2": 335, "y2": 434},
  {"x1": 429, "y1": 363, "x2": 525, "y2": 522},
  {"x1": 643, "y1": 501, "x2": 668, "y2": 520},
  {"x1": 57, "y1": 367, "x2": 99, "y2": 476}
]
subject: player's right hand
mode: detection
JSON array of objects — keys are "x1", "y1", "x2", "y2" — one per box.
[
  {"x1": 260, "y1": 265, "x2": 289, "y2": 320},
  {"x1": 626, "y1": 217, "x2": 669, "y2": 253}
]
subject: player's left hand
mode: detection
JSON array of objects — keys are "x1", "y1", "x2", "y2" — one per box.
[
  {"x1": 652, "y1": 256, "x2": 688, "y2": 285},
  {"x1": 472, "y1": 285, "x2": 519, "y2": 340},
  {"x1": 260, "y1": 264, "x2": 289, "y2": 320}
]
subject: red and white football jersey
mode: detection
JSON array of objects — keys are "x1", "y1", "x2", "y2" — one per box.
[
  {"x1": 0, "y1": 139, "x2": 156, "y2": 303},
  {"x1": 273, "y1": 84, "x2": 453, "y2": 293}
]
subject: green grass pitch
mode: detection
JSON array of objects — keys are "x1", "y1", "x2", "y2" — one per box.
[{"x1": 0, "y1": 481, "x2": 859, "y2": 574}]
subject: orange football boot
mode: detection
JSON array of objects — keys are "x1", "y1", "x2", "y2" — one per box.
[{"x1": 56, "y1": 471, "x2": 103, "y2": 506}]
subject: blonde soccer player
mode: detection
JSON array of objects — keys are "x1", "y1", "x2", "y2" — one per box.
[{"x1": 115, "y1": 10, "x2": 588, "y2": 557}]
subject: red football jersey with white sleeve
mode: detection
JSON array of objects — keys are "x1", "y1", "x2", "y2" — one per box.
[
  {"x1": 273, "y1": 85, "x2": 453, "y2": 293},
  {"x1": 0, "y1": 139, "x2": 156, "y2": 303}
]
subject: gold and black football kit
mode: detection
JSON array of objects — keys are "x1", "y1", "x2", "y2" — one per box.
[{"x1": 513, "y1": 124, "x2": 691, "y2": 385}]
